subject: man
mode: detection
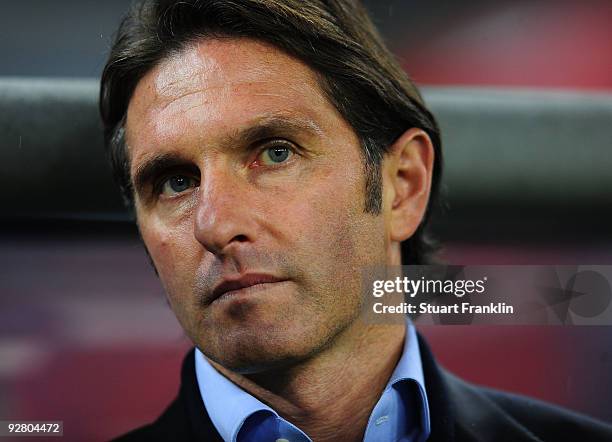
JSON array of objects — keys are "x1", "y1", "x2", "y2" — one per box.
[{"x1": 100, "y1": 1, "x2": 612, "y2": 441}]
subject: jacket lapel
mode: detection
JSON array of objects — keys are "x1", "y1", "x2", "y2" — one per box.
[
  {"x1": 417, "y1": 333, "x2": 543, "y2": 442},
  {"x1": 417, "y1": 333, "x2": 457, "y2": 442},
  {"x1": 179, "y1": 348, "x2": 225, "y2": 441}
]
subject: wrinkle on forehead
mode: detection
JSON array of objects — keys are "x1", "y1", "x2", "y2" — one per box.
[
  {"x1": 154, "y1": 46, "x2": 221, "y2": 99},
  {"x1": 150, "y1": 39, "x2": 324, "y2": 109}
]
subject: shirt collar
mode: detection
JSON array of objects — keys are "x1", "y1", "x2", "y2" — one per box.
[
  {"x1": 195, "y1": 350, "x2": 275, "y2": 442},
  {"x1": 386, "y1": 320, "x2": 431, "y2": 439},
  {"x1": 390, "y1": 319, "x2": 427, "y2": 387}
]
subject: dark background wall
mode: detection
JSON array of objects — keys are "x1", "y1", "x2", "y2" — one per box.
[{"x1": 3, "y1": 1, "x2": 612, "y2": 89}]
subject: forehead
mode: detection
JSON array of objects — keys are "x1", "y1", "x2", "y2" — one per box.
[{"x1": 125, "y1": 38, "x2": 341, "y2": 156}]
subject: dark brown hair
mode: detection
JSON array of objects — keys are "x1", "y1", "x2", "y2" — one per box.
[{"x1": 100, "y1": 0, "x2": 443, "y2": 264}]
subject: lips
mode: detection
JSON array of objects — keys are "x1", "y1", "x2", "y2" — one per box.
[{"x1": 210, "y1": 273, "x2": 287, "y2": 303}]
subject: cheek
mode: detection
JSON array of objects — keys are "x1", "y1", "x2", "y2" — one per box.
[
  {"x1": 285, "y1": 163, "x2": 385, "y2": 275},
  {"x1": 138, "y1": 214, "x2": 198, "y2": 298}
]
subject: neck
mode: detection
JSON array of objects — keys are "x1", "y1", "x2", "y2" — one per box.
[{"x1": 209, "y1": 321, "x2": 406, "y2": 442}]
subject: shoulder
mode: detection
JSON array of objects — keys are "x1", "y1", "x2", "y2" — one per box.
[
  {"x1": 111, "y1": 396, "x2": 194, "y2": 441},
  {"x1": 417, "y1": 332, "x2": 612, "y2": 441},
  {"x1": 482, "y1": 385, "x2": 612, "y2": 441},
  {"x1": 111, "y1": 349, "x2": 223, "y2": 442},
  {"x1": 444, "y1": 370, "x2": 612, "y2": 442}
]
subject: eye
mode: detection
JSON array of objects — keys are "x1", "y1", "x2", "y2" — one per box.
[
  {"x1": 258, "y1": 144, "x2": 294, "y2": 166},
  {"x1": 160, "y1": 175, "x2": 197, "y2": 197}
]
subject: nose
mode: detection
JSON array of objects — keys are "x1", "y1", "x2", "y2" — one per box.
[{"x1": 193, "y1": 169, "x2": 255, "y2": 256}]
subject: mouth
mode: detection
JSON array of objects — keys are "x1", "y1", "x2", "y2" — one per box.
[{"x1": 210, "y1": 273, "x2": 288, "y2": 303}]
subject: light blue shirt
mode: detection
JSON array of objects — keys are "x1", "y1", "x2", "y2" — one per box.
[{"x1": 195, "y1": 320, "x2": 430, "y2": 442}]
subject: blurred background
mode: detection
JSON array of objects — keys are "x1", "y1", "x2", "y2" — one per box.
[{"x1": 1, "y1": 0, "x2": 611, "y2": 440}]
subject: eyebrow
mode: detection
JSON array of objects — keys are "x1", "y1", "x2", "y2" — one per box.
[
  {"x1": 132, "y1": 153, "x2": 193, "y2": 196},
  {"x1": 131, "y1": 113, "x2": 324, "y2": 194},
  {"x1": 224, "y1": 114, "x2": 324, "y2": 147}
]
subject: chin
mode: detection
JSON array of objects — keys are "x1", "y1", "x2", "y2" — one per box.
[
  {"x1": 198, "y1": 323, "x2": 323, "y2": 374},
  {"x1": 208, "y1": 340, "x2": 308, "y2": 374}
]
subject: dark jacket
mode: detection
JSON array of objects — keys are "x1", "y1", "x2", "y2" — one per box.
[{"x1": 113, "y1": 335, "x2": 612, "y2": 441}]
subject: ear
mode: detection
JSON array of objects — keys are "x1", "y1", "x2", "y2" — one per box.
[{"x1": 382, "y1": 128, "x2": 435, "y2": 243}]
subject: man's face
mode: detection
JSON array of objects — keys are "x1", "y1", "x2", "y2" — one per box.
[{"x1": 126, "y1": 38, "x2": 393, "y2": 372}]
